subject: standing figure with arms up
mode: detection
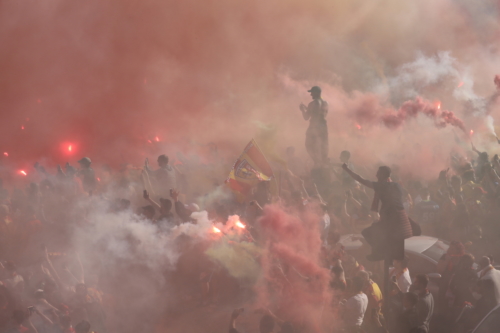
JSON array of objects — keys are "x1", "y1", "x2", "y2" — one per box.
[
  {"x1": 342, "y1": 163, "x2": 416, "y2": 261},
  {"x1": 300, "y1": 86, "x2": 329, "y2": 166}
]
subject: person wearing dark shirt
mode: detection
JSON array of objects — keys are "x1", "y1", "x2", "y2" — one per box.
[{"x1": 342, "y1": 164, "x2": 414, "y2": 261}]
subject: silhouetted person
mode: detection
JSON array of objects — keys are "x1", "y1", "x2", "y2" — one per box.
[{"x1": 299, "y1": 86, "x2": 328, "y2": 166}]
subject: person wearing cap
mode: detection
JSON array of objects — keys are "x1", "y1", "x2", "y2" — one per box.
[
  {"x1": 299, "y1": 86, "x2": 329, "y2": 166},
  {"x1": 77, "y1": 157, "x2": 97, "y2": 195},
  {"x1": 145, "y1": 154, "x2": 177, "y2": 199}
]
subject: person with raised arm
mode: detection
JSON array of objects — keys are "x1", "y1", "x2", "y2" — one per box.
[
  {"x1": 341, "y1": 164, "x2": 414, "y2": 261},
  {"x1": 299, "y1": 86, "x2": 329, "y2": 166}
]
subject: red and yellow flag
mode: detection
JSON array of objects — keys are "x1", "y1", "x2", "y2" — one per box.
[{"x1": 226, "y1": 139, "x2": 274, "y2": 201}]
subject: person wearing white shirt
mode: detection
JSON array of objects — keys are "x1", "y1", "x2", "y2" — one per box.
[
  {"x1": 477, "y1": 256, "x2": 500, "y2": 304},
  {"x1": 389, "y1": 257, "x2": 412, "y2": 293},
  {"x1": 342, "y1": 276, "x2": 368, "y2": 332}
]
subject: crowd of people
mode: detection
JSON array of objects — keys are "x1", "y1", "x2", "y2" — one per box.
[{"x1": 0, "y1": 133, "x2": 500, "y2": 333}]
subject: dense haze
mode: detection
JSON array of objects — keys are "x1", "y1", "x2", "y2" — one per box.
[
  {"x1": 1, "y1": 0, "x2": 500, "y2": 180},
  {"x1": 2, "y1": 1, "x2": 500, "y2": 332}
]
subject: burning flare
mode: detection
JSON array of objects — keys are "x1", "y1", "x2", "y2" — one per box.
[
  {"x1": 19, "y1": 170, "x2": 27, "y2": 176},
  {"x1": 235, "y1": 221, "x2": 246, "y2": 229},
  {"x1": 3, "y1": 152, "x2": 8, "y2": 157},
  {"x1": 212, "y1": 226, "x2": 221, "y2": 233}
]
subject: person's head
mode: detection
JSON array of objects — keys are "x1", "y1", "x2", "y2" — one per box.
[
  {"x1": 393, "y1": 256, "x2": 409, "y2": 270},
  {"x1": 159, "y1": 198, "x2": 172, "y2": 215},
  {"x1": 411, "y1": 274, "x2": 429, "y2": 293},
  {"x1": 75, "y1": 283, "x2": 88, "y2": 298},
  {"x1": 75, "y1": 320, "x2": 91, "y2": 333},
  {"x1": 77, "y1": 157, "x2": 91, "y2": 169},
  {"x1": 448, "y1": 241, "x2": 465, "y2": 256},
  {"x1": 340, "y1": 151, "x2": 351, "y2": 163},
  {"x1": 141, "y1": 205, "x2": 156, "y2": 220},
  {"x1": 458, "y1": 254, "x2": 475, "y2": 270},
  {"x1": 376, "y1": 166, "x2": 391, "y2": 181},
  {"x1": 308, "y1": 86, "x2": 321, "y2": 99},
  {"x1": 157, "y1": 154, "x2": 169, "y2": 168},
  {"x1": 356, "y1": 270, "x2": 370, "y2": 285},
  {"x1": 402, "y1": 292, "x2": 419, "y2": 310},
  {"x1": 259, "y1": 314, "x2": 275, "y2": 333},
  {"x1": 286, "y1": 146, "x2": 295, "y2": 157},
  {"x1": 351, "y1": 276, "x2": 365, "y2": 293},
  {"x1": 478, "y1": 256, "x2": 491, "y2": 271}
]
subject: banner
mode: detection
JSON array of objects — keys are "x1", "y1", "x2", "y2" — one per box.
[{"x1": 226, "y1": 139, "x2": 274, "y2": 202}]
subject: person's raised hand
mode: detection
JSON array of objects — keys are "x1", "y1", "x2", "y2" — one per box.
[
  {"x1": 341, "y1": 163, "x2": 349, "y2": 171},
  {"x1": 299, "y1": 103, "x2": 307, "y2": 112},
  {"x1": 170, "y1": 188, "x2": 179, "y2": 201}
]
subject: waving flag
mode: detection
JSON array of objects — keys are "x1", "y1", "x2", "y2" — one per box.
[{"x1": 226, "y1": 139, "x2": 274, "y2": 201}]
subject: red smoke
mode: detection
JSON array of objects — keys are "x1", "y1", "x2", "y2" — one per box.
[
  {"x1": 382, "y1": 97, "x2": 466, "y2": 131},
  {"x1": 256, "y1": 205, "x2": 331, "y2": 332}
]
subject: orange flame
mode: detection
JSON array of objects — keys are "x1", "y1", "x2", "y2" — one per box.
[
  {"x1": 235, "y1": 221, "x2": 246, "y2": 229},
  {"x1": 68, "y1": 145, "x2": 72, "y2": 152},
  {"x1": 19, "y1": 170, "x2": 27, "y2": 176},
  {"x1": 212, "y1": 226, "x2": 221, "y2": 233},
  {"x1": 437, "y1": 102, "x2": 441, "y2": 110}
]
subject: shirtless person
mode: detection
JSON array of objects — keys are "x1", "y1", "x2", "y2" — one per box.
[{"x1": 300, "y1": 86, "x2": 329, "y2": 166}]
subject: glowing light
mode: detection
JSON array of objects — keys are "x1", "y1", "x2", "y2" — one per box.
[
  {"x1": 97, "y1": 178, "x2": 101, "y2": 182},
  {"x1": 68, "y1": 145, "x2": 72, "y2": 152},
  {"x1": 147, "y1": 140, "x2": 152, "y2": 144},
  {"x1": 21, "y1": 126, "x2": 24, "y2": 130},
  {"x1": 470, "y1": 129, "x2": 474, "y2": 136},
  {"x1": 3, "y1": 152, "x2": 8, "y2": 157},
  {"x1": 19, "y1": 170, "x2": 27, "y2": 176},
  {"x1": 155, "y1": 136, "x2": 160, "y2": 142},
  {"x1": 355, "y1": 123, "x2": 361, "y2": 130},
  {"x1": 437, "y1": 102, "x2": 441, "y2": 110},
  {"x1": 212, "y1": 226, "x2": 221, "y2": 233},
  {"x1": 458, "y1": 81, "x2": 464, "y2": 88},
  {"x1": 235, "y1": 221, "x2": 246, "y2": 229}
]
